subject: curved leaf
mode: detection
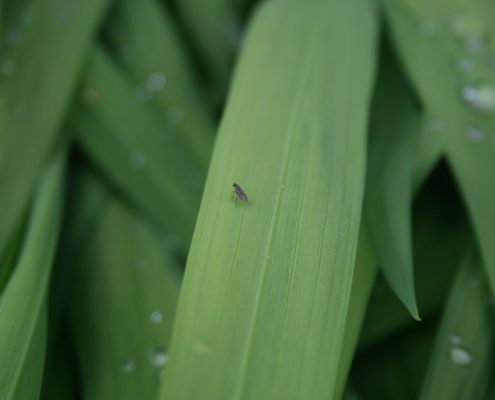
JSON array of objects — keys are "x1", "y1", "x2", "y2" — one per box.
[
  {"x1": 0, "y1": 148, "x2": 65, "y2": 399},
  {"x1": 365, "y1": 47, "x2": 420, "y2": 319}
]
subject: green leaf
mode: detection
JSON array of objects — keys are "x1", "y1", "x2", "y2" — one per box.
[
  {"x1": 70, "y1": 186, "x2": 182, "y2": 400},
  {"x1": 159, "y1": 0, "x2": 378, "y2": 398},
  {"x1": 420, "y1": 250, "x2": 494, "y2": 399},
  {"x1": 413, "y1": 114, "x2": 444, "y2": 191},
  {"x1": 365, "y1": 46, "x2": 420, "y2": 319},
  {"x1": 0, "y1": 0, "x2": 109, "y2": 258},
  {"x1": 71, "y1": 47, "x2": 205, "y2": 249},
  {"x1": 360, "y1": 170, "x2": 471, "y2": 347},
  {"x1": 0, "y1": 147, "x2": 65, "y2": 399},
  {"x1": 174, "y1": 0, "x2": 242, "y2": 95},
  {"x1": 107, "y1": 0, "x2": 215, "y2": 169},
  {"x1": 334, "y1": 227, "x2": 377, "y2": 399},
  {"x1": 13, "y1": 307, "x2": 48, "y2": 400},
  {"x1": 385, "y1": 0, "x2": 495, "y2": 303},
  {"x1": 0, "y1": 214, "x2": 26, "y2": 294}
]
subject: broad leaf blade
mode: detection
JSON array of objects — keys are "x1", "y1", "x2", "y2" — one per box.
[
  {"x1": 160, "y1": 0, "x2": 378, "y2": 398},
  {"x1": 0, "y1": 0, "x2": 108, "y2": 258}
]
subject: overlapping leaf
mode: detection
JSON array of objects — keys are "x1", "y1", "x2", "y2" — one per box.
[
  {"x1": 71, "y1": 48, "x2": 205, "y2": 249},
  {"x1": 386, "y1": 0, "x2": 495, "y2": 301},
  {"x1": 70, "y1": 175, "x2": 182, "y2": 400},
  {"x1": 0, "y1": 148, "x2": 65, "y2": 399},
  {"x1": 0, "y1": 0, "x2": 108, "y2": 258},
  {"x1": 420, "y1": 250, "x2": 494, "y2": 399}
]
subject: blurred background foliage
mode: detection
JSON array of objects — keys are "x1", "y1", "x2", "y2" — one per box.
[{"x1": 0, "y1": 0, "x2": 494, "y2": 399}]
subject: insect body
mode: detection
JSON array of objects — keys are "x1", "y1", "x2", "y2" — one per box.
[{"x1": 233, "y1": 183, "x2": 250, "y2": 204}]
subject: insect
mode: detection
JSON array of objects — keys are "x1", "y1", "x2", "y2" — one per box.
[{"x1": 232, "y1": 183, "x2": 251, "y2": 205}]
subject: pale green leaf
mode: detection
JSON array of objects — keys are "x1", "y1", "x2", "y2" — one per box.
[{"x1": 160, "y1": 0, "x2": 378, "y2": 398}]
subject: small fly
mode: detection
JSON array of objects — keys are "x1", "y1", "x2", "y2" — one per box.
[{"x1": 232, "y1": 183, "x2": 251, "y2": 205}]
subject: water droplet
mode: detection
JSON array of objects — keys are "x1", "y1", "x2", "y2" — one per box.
[
  {"x1": 150, "y1": 311, "x2": 163, "y2": 324},
  {"x1": 146, "y1": 72, "x2": 166, "y2": 92},
  {"x1": 449, "y1": 15, "x2": 487, "y2": 53},
  {"x1": 466, "y1": 126, "x2": 485, "y2": 142},
  {"x1": 150, "y1": 348, "x2": 168, "y2": 368},
  {"x1": 474, "y1": 86, "x2": 495, "y2": 112},
  {"x1": 120, "y1": 359, "x2": 135, "y2": 374},
  {"x1": 129, "y1": 151, "x2": 147, "y2": 170},
  {"x1": 451, "y1": 347, "x2": 472, "y2": 366},
  {"x1": 462, "y1": 84, "x2": 495, "y2": 113},
  {"x1": 419, "y1": 22, "x2": 436, "y2": 38},
  {"x1": 458, "y1": 58, "x2": 476, "y2": 73},
  {"x1": 427, "y1": 116, "x2": 444, "y2": 132},
  {"x1": 166, "y1": 106, "x2": 185, "y2": 125},
  {"x1": 5, "y1": 30, "x2": 22, "y2": 47},
  {"x1": 135, "y1": 84, "x2": 153, "y2": 102},
  {"x1": 462, "y1": 84, "x2": 478, "y2": 103},
  {"x1": 464, "y1": 36, "x2": 485, "y2": 53},
  {"x1": 450, "y1": 335, "x2": 463, "y2": 345}
]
